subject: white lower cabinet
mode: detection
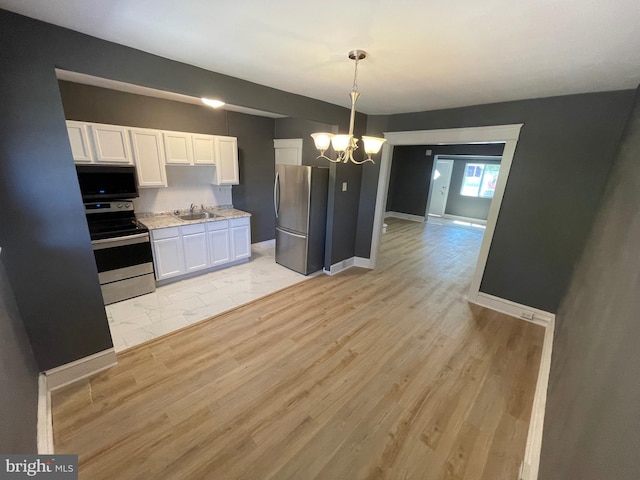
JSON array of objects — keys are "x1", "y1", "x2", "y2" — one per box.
[
  {"x1": 207, "y1": 220, "x2": 231, "y2": 266},
  {"x1": 151, "y1": 227, "x2": 184, "y2": 281},
  {"x1": 151, "y1": 218, "x2": 250, "y2": 282},
  {"x1": 182, "y1": 224, "x2": 208, "y2": 272},
  {"x1": 230, "y1": 218, "x2": 251, "y2": 260}
]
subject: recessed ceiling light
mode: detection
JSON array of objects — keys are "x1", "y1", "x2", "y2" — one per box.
[{"x1": 201, "y1": 97, "x2": 225, "y2": 109}]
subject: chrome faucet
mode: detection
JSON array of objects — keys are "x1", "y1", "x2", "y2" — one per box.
[{"x1": 190, "y1": 203, "x2": 196, "y2": 213}]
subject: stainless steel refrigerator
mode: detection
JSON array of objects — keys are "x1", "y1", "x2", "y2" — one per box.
[{"x1": 274, "y1": 165, "x2": 329, "y2": 275}]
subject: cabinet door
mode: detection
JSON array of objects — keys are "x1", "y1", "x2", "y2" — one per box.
[
  {"x1": 230, "y1": 225, "x2": 251, "y2": 260},
  {"x1": 183, "y1": 232, "x2": 209, "y2": 272},
  {"x1": 213, "y1": 136, "x2": 239, "y2": 185},
  {"x1": 164, "y1": 132, "x2": 193, "y2": 165},
  {"x1": 90, "y1": 124, "x2": 133, "y2": 164},
  {"x1": 192, "y1": 134, "x2": 216, "y2": 165},
  {"x1": 152, "y1": 236, "x2": 184, "y2": 280},
  {"x1": 66, "y1": 121, "x2": 94, "y2": 163},
  {"x1": 130, "y1": 129, "x2": 167, "y2": 187},
  {"x1": 208, "y1": 228, "x2": 231, "y2": 266}
]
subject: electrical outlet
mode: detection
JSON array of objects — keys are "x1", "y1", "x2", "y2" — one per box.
[
  {"x1": 342, "y1": 182, "x2": 348, "y2": 192},
  {"x1": 520, "y1": 311, "x2": 534, "y2": 320}
]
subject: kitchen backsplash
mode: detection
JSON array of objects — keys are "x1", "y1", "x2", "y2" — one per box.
[{"x1": 134, "y1": 166, "x2": 233, "y2": 213}]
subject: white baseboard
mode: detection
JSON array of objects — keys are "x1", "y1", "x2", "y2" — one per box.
[
  {"x1": 442, "y1": 214, "x2": 487, "y2": 225},
  {"x1": 469, "y1": 292, "x2": 554, "y2": 480},
  {"x1": 37, "y1": 374, "x2": 53, "y2": 454},
  {"x1": 520, "y1": 315, "x2": 555, "y2": 480},
  {"x1": 45, "y1": 348, "x2": 117, "y2": 391},
  {"x1": 385, "y1": 211, "x2": 425, "y2": 223},
  {"x1": 354, "y1": 257, "x2": 373, "y2": 269},
  {"x1": 323, "y1": 257, "x2": 355, "y2": 276},
  {"x1": 323, "y1": 256, "x2": 374, "y2": 275},
  {"x1": 472, "y1": 292, "x2": 554, "y2": 326}
]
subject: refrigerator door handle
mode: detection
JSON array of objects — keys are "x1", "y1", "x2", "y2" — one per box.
[
  {"x1": 274, "y1": 171, "x2": 280, "y2": 218},
  {"x1": 276, "y1": 227, "x2": 306, "y2": 239}
]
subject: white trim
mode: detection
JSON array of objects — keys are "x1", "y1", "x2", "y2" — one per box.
[
  {"x1": 353, "y1": 256, "x2": 373, "y2": 269},
  {"x1": 37, "y1": 374, "x2": 54, "y2": 454},
  {"x1": 520, "y1": 315, "x2": 555, "y2": 480},
  {"x1": 471, "y1": 292, "x2": 554, "y2": 326},
  {"x1": 441, "y1": 214, "x2": 487, "y2": 225},
  {"x1": 370, "y1": 124, "x2": 523, "y2": 303},
  {"x1": 323, "y1": 257, "x2": 355, "y2": 275},
  {"x1": 384, "y1": 211, "x2": 425, "y2": 223},
  {"x1": 45, "y1": 348, "x2": 117, "y2": 391},
  {"x1": 468, "y1": 292, "x2": 555, "y2": 480}
]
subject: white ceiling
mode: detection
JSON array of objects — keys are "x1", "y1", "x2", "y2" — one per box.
[{"x1": 2, "y1": 0, "x2": 640, "y2": 114}]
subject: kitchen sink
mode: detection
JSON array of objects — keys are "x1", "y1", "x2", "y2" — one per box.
[{"x1": 177, "y1": 211, "x2": 220, "y2": 221}]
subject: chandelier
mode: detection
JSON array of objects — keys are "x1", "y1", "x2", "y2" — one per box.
[{"x1": 311, "y1": 50, "x2": 386, "y2": 165}]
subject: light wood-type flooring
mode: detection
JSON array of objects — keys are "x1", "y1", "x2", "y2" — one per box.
[{"x1": 52, "y1": 217, "x2": 544, "y2": 479}]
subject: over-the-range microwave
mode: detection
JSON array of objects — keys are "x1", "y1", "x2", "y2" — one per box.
[{"x1": 76, "y1": 165, "x2": 139, "y2": 202}]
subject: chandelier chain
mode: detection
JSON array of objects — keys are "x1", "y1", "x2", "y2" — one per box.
[{"x1": 352, "y1": 57, "x2": 360, "y2": 93}]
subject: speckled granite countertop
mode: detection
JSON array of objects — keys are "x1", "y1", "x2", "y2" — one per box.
[{"x1": 137, "y1": 206, "x2": 251, "y2": 230}]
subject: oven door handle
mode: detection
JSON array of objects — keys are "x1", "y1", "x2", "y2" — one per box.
[{"x1": 91, "y1": 232, "x2": 150, "y2": 250}]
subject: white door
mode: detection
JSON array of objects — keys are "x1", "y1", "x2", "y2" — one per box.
[{"x1": 428, "y1": 159, "x2": 454, "y2": 216}]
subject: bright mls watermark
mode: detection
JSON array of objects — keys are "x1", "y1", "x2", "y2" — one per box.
[{"x1": 0, "y1": 455, "x2": 77, "y2": 479}]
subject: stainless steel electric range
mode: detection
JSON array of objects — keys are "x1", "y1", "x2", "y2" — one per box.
[{"x1": 85, "y1": 200, "x2": 155, "y2": 305}]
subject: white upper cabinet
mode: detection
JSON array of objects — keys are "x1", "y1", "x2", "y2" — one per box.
[
  {"x1": 192, "y1": 134, "x2": 216, "y2": 165},
  {"x1": 90, "y1": 124, "x2": 133, "y2": 164},
  {"x1": 65, "y1": 121, "x2": 239, "y2": 185},
  {"x1": 164, "y1": 132, "x2": 216, "y2": 166},
  {"x1": 129, "y1": 128, "x2": 168, "y2": 187},
  {"x1": 66, "y1": 121, "x2": 94, "y2": 163},
  {"x1": 163, "y1": 132, "x2": 193, "y2": 165},
  {"x1": 213, "y1": 136, "x2": 239, "y2": 185},
  {"x1": 273, "y1": 138, "x2": 303, "y2": 166}
]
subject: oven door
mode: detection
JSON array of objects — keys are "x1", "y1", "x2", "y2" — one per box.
[{"x1": 91, "y1": 233, "x2": 155, "y2": 304}]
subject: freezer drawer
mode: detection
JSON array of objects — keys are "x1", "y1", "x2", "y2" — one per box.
[{"x1": 276, "y1": 227, "x2": 309, "y2": 275}]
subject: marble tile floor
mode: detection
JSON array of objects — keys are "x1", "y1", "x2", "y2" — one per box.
[{"x1": 106, "y1": 241, "x2": 314, "y2": 352}]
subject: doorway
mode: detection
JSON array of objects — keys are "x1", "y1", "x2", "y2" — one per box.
[
  {"x1": 427, "y1": 158, "x2": 454, "y2": 217},
  {"x1": 370, "y1": 124, "x2": 523, "y2": 302}
]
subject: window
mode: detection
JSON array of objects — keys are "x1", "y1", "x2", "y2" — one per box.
[{"x1": 460, "y1": 163, "x2": 500, "y2": 198}]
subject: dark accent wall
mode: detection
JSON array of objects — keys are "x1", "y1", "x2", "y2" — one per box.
[
  {"x1": 274, "y1": 117, "x2": 338, "y2": 167},
  {"x1": 385, "y1": 144, "x2": 504, "y2": 218},
  {"x1": 539, "y1": 87, "x2": 640, "y2": 479},
  {"x1": 227, "y1": 111, "x2": 276, "y2": 243},
  {"x1": 386, "y1": 146, "x2": 433, "y2": 216},
  {"x1": 443, "y1": 157, "x2": 502, "y2": 221},
  {"x1": 0, "y1": 9, "x2": 358, "y2": 369},
  {"x1": 59, "y1": 81, "x2": 276, "y2": 243},
  {"x1": 0, "y1": 258, "x2": 39, "y2": 453},
  {"x1": 359, "y1": 91, "x2": 635, "y2": 312}
]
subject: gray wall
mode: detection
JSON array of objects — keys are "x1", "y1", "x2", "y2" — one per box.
[
  {"x1": 0, "y1": 258, "x2": 39, "y2": 453},
  {"x1": 386, "y1": 145, "x2": 433, "y2": 216},
  {"x1": 274, "y1": 117, "x2": 338, "y2": 167},
  {"x1": 59, "y1": 81, "x2": 277, "y2": 243},
  {"x1": 228, "y1": 111, "x2": 277, "y2": 243},
  {"x1": 0, "y1": 9, "x2": 359, "y2": 370},
  {"x1": 385, "y1": 144, "x2": 504, "y2": 219},
  {"x1": 444, "y1": 157, "x2": 501, "y2": 220},
  {"x1": 539, "y1": 87, "x2": 640, "y2": 479},
  {"x1": 359, "y1": 91, "x2": 635, "y2": 312}
]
